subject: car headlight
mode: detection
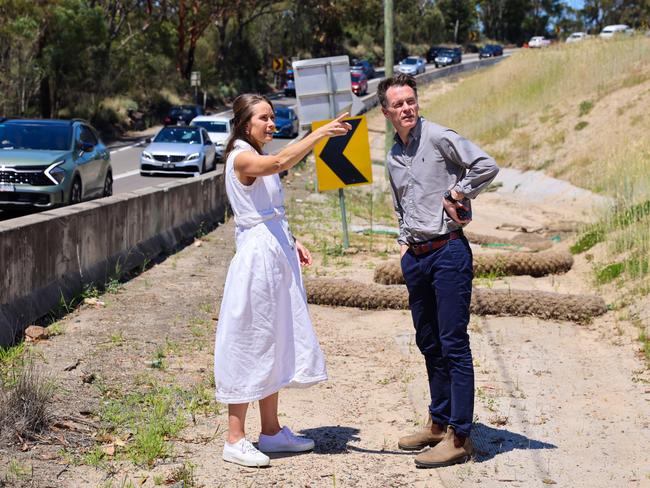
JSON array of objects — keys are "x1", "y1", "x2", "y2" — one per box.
[
  {"x1": 142, "y1": 151, "x2": 154, "y2": 160},
  {"x1": 45, "y1": 159, "x2": 66, "y2": 185},
  {"x1": 186, "y1": 153, "x2": 200, "y2": 161}
]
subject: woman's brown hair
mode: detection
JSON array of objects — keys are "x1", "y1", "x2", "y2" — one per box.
[{"x1": 225, "y1": 94, "x2": 274, "y2": 159}]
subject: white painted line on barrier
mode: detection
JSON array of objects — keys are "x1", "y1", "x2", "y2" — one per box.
[{"x1": 114, "y1": 169, "x2": 141, "y2": 180}]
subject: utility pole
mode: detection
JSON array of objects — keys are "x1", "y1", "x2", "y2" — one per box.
[{"x1": 384, "y1": 0, "x2": 394, "y2": 160}]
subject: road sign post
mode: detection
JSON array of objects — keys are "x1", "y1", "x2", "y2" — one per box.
[
  {"x1": 312, "y1": 115, "x2": 373, "y2": 249},
  {"x1": 293, "y1": 55, "x2": 372, "y2": 249},
  {"x1": 191, "y1": 71, "x2": 201, "y2": 105}
]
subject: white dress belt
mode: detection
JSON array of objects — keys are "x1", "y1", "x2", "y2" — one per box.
[{"x1": 235, "y1": 205, "x2": 286, "y2": 229}]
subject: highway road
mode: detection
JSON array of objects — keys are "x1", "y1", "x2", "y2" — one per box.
[
  {"x1": 1, "y1": 51, "x2": 509, "y2": 221},
  {"x1": 111, "y1": 52, "x2": 495, "y2": 195}
]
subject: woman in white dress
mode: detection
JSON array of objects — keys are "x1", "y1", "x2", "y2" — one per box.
[{"x1": 214, "y1": 94, "x2": 351, "y2": 467}]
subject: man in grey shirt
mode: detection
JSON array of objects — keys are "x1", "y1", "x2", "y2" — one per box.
[{"x1": 378, "y1": 73, "x2": 499, "y2": 468}]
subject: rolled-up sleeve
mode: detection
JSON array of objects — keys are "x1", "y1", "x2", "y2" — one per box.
[{"x1": 437, "y1": 129, "x2": 499, "y2": 199}]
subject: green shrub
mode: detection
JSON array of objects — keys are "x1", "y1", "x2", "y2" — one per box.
[
  {"x1": 578, "y1": 100, "x2": 594, "y2": 116},
  {"x1": 570, "y1": 227, "x2": 605, "y2": 254},
  {"x1": 596, "y1": 262, "x2": 624, "y2": 283},
  {"x1": 574, "y1": 120, "x2": 589, "y2": 131}
]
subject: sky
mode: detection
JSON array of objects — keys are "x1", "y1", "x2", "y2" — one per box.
[{"x1": 566, "y1": 0, "x2": 585, "y2": 9}]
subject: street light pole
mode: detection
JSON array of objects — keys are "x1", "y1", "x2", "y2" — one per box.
[{"x1": 384, "y1": 0, "x2": 394, "y2": 159}]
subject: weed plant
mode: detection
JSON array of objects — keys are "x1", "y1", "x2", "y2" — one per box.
[{"x1": 98, "y1": 385, "x2": 187, "y2": 466}]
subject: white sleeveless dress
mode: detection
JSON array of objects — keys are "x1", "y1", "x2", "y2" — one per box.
[{"x1": 214, "y1": 139, "x2": 328, "y2": 403}]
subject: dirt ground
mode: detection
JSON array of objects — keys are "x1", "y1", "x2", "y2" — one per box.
[{"x1": 1, "y1": 102, "x2": 649, "y2": 487}]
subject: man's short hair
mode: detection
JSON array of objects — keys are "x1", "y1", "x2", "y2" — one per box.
[{"x1": 377, "y1": 74, "x2": 418, "y2": 108}]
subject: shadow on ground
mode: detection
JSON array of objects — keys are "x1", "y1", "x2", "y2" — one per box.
[
  {"x1": 300, "y1": 426, "x2": 360, "y2": 454},
  {"x1": 472, "y1": 422, "x2": 556, "y2": 462},
  {"x1": 300, "y1": 423, "x2": 556, "y2": 460}
]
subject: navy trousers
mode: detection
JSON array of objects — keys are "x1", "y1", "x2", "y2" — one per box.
[{"x1": 400, "y1": 235, "x2": 474, "y2": 437}]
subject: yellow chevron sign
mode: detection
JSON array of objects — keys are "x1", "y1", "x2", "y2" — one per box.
[{"x1": 312, "y1": 115, "x2": 372, "y2": 192}]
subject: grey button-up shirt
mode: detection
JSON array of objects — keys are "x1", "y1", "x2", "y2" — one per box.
[{"x1": 387, "y1": 117, "x2": 499, "y2": 245}]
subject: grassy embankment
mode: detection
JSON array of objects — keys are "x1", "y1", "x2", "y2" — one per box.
[{"x1": 419, "y1": 36, "x2": 650, "y2": 362}]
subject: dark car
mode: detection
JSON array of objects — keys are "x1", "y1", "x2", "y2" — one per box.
[
  {"x1": 479, "y1": 44, "x2": 504, "y2": 59},
  {"x1": 351, "y1": 71, "x2": 368, "y2": 96},
  {"x1": 273, "y1": 106, "x2": 299, "y2": 138},
  {"x1": 434, "y1": 48, "x2": 462, "y2": 67},
  {"x1": 350, "y1": 59, "x2": 375, "y2": 79},
  {"x1": 163, "y1": 105, "x2": 204, "y2": 126},
  {"x1": 426, "y1": 45, "x2": 445, "y2": 63},
  {"x1": 283, "y1": 69, "x2": 296, "y2": 97},
  {"x1": 0, "y1": 118, "x2": 112, "y2": 209}
]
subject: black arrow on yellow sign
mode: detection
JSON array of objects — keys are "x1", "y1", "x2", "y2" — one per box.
[{"x1": 318, "y1": 118, "x2": 369, "y2": 186}]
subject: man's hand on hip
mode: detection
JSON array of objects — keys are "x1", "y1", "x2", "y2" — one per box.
[
  {"x1": 400, "y1": 244, "x2": 409, "y2": 258},
  {"x1": 442, "y1": 196, "x2": 472, "y2": 225}
]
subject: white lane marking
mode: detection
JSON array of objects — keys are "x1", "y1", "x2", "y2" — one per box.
[
  {"x1": 114, "y1": 169, "x2": 141, "y2": 180},
  {"x1": 109, "y1": 140, "x2": 147, "y2": 154}
]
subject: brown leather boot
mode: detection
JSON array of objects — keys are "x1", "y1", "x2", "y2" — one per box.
[
  {"x1": 397, "y1": 415, "x2": 446, "y2": 451},
  {"x1": 414, "y1": 426, "x2": 473, "y2": 468}
]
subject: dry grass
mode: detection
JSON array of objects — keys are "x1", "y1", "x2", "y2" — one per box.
[
  {"x1": 0, "y1": 362, "x2": 54, "y2": 444},
  {"x1": 420, "y1": 36, "x2": 650, "y2": 197}
]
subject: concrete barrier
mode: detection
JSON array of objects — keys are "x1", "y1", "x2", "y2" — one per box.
[{"x1": 0, "y1": 172, "x2": 228, "y2": 345}]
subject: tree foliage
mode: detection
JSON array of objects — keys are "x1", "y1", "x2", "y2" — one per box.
[{"x1": 0, "y1": 0, "x2": 646, "y2": 134}]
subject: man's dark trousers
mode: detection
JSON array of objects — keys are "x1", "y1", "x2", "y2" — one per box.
[{"x1": 400, "y1": 235, "x2": 474, "y2": 438}]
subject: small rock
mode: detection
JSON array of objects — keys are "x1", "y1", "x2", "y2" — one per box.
[
  {"x1": 25, "y1": 325, "x2": 49, "y2": 341},
  {"x1": 101, "y1": 444, "x2": 115, "y2": 456},
  {"x1": 63, "y1": 359, "x2": 81, "y2": 371},
  {"x1": 81, "y1": 372, "x2": 96, "y2": 384},
  {"x1": 83, "y1": 297, "x2": 105, "y2": 307},
  {"x1": 194, "y1": 239, "x2": 203, "y2": 247}
]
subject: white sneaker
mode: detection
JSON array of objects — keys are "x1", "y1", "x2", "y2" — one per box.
[
  {"x1": 258, "y1": 426, "x2": 315, "y2": 453},
  {"x1": 222, "y1": 438, "x2": 270, "y2": 467}
]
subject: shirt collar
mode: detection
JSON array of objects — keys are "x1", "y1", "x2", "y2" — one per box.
[{"x1": 393, "y1": 117, "x2": 424, "y2": 147}]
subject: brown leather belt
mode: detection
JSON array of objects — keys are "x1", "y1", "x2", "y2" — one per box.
[{"x1": 409, "y1": 231, "x2": 461, "y2": 256}]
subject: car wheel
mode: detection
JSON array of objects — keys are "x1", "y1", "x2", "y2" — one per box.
[
  {"x1": 103, "y1": 170, "x2": 113, "y2": 197},
  {"x1": 69, "y1": 177, "x2": 82, "y2": 205},
  {"x1": 200, "y1": 158, "x2": 206, "y2": 174}
]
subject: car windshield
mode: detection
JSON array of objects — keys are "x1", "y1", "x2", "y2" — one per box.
[
  {"x1": 351, "y1": 73, "x2": 362, "y2": 81},
  {"x1": 154, "y1": 127, "x2": 201, "y2": 144},
  {"x1": 274, "y1": 108, "x2": 292, "y2": 119},
  {"x1": 439, "y1": 50, "x2": 455, "y2": 56},
  {"x1": 193, "y1": 121, "x2": 228, "y2": 133},
  {"x1": 403, "y1": 58, "x2": 418, "y2": 65},
  {"x1": 0, "y1": 123, "x2": 72, "y2": 151}
]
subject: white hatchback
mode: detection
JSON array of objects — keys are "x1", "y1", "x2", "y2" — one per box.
[
  {"x1": 190, "y1": 115, "x2": 232, "y2": 161},
  {"x1": 566, "y1": 32, "x2": 590, "y2": 43},
  {"x1": 599, "y1": 24, "x2": 634, "y2": 38}
]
